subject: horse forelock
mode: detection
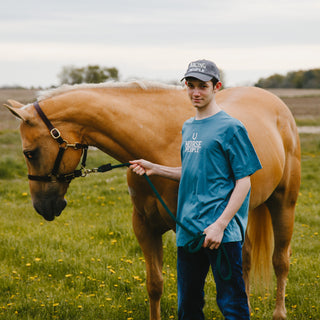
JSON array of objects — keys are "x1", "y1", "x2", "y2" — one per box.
[{"x1": 37, "y1": 80, "x2": 184, "y2": 101}]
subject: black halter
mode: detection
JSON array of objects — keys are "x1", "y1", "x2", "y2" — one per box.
[{"x1": 27, "y1": 101, "x2": 89, "y2": 183}]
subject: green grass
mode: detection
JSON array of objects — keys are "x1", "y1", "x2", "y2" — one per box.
[
  {"x1": 295, "y1": 117, "x2": 320, "y2": 127},
  {"x1": 0, "y1": 130, "x2": 319, "y2": 319}
]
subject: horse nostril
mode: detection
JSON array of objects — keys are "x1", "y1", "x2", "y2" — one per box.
[{"x1": 56, "y1": 199, "x2": 67, "y2": 216}]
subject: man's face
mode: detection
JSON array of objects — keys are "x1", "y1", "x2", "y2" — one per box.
[{"x1": 185, "y1": 78, "x2": 215, "y2": 109}]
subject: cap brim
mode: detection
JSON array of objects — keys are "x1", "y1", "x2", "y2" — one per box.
[{"x1": 181, "y1": 72, "x2": 214, "y2": 82}]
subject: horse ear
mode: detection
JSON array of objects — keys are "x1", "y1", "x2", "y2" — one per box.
[
  {"x1": 7, "y1": 99, "x2": 24, "y2": 108},
  {"x1": 3, "y1": 100, "x2": 29, "y2": 122}
]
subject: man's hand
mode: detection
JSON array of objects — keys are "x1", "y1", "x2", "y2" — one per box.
[
  {"x1": 203, "y1": 221, "x2": 225, "y2": 250},
  {"x1": 129, "y1": 159, "x2": 155, "y2": 176}
]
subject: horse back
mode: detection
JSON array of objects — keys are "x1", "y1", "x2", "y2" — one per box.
[{"x1": 217, "y1": 87, "x2": 300, "y2": 208}]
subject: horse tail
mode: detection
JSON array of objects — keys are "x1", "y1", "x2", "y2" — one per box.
[{"x1": 246, "y1": 204, "x2": 274, "y2": 288}]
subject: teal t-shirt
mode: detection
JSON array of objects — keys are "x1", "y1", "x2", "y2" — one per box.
[{"x1": 176, "y1": 111, "x2": 262, "y2": 247}]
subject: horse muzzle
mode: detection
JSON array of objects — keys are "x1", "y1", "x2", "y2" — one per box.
[{"x1": 33, "y1": 195, "x2": 67, "y2": 221}]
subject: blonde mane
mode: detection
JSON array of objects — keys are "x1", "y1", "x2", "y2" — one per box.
[{"x1": 37, "y1": 80, "x2": 184, "y2": 101}]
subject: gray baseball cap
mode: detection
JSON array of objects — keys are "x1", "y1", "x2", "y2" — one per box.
[{"x1": 181, "y1": 59, "x2": 220, "y2": 82}]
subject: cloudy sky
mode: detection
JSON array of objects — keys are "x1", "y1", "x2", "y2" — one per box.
[{"x1": 1, "y1": 0, "x2": 319, "y2": 88}]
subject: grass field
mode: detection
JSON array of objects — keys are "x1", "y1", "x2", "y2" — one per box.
[{"x1": 0, "y1": 88, "x2": 319, "y2": 319}]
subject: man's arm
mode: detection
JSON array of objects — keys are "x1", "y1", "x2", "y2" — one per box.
[
  {"x1": 129, "y1": 159, "x2": 181, "y2": 182},
  {"x1": 203, "y1": 176, "x2": 251, "y2": 250}
]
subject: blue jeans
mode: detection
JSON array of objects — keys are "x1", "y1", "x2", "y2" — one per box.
[{"x1": 177, "y1": 242, "x2": 250, "y2": 320}]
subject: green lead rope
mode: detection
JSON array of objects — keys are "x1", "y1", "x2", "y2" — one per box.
[{"x1": 97, "y1": 162, "x2": 231, "y2": 281}]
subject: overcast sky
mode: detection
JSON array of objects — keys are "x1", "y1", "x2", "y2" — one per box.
[{"x1": 1, "y1": 0, "x2": 319, "y2": 88}]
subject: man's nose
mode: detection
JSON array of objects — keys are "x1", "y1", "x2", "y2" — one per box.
[{"x1": 193, "y1": 88, "x2": 201, "y2": 95}]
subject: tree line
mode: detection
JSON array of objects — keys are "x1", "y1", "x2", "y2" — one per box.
[
  {"x1": 255, "y1": 68, "x2": 320, "y2": 89},
  {"x1": 61, "y1": 65, "x2": 320, "y2": 89}
]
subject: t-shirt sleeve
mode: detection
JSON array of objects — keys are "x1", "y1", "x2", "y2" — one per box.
[{"x1": 226, "y1": 126, "x2": 262, "y2": 180}]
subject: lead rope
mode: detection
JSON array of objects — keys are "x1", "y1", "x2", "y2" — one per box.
[{"x1": 97, "y1": 162, "x2": 232, "y2": 280}]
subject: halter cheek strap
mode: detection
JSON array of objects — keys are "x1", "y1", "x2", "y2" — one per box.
[{"x1": 34, "y1": 101, "x2": 64, "y2": 144}]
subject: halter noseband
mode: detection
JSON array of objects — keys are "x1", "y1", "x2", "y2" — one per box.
[{"x1": 27, "y1": 101, "x2": 89, "y2": 183}]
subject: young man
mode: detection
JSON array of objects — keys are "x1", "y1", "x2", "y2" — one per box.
[{"x1": 130, "y1": 59, "x2": 262, "y2": 319}]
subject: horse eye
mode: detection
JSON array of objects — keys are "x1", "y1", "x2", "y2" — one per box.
[{"x1": 23, "y1": 150, "x2": 36, "y2": 160}]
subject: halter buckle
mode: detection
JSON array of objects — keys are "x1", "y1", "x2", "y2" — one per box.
[{"x1": 50, "y1": 128, "x2": 61, "y2": 140}]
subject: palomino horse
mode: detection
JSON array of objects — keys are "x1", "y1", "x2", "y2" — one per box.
[{"x1": 4, "y1": 82, "x2": 300, "y2": 320}]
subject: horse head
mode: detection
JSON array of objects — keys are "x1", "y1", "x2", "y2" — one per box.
[{"x1": 4, "y1": 99, "x2": 86, "y2": 221}]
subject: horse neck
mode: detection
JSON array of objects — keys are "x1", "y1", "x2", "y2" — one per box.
[{"x1": 45, "y1": 88, "x2": 188, "y2": 164}]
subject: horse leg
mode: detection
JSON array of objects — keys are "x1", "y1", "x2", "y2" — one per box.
[
  {"x1": 267, "y1": 186, "x2": 298, "y2": 320},
  {"x1": 132, "y1": 208, "x2": 164, "y2": 320}
]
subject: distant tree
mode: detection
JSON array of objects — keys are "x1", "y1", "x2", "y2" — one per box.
[
  {"x1": 255, "y1": 74, "x2": 285, "y2": 88},
  {"x1": 58, "y1": 66, "x2": 84, "y2": 85},
  {"x1": 255, "y1": 68, "x2": 320, "y2": 89},
  {"x1": 285, "y1": 71, "x2": 304, "y2": 88},
  {"x1": 303, "y1": 69, "x2": 320, "y2": 88},
  {"x1": 58, "y1": 65, "x2": 119, "y2": 85}
]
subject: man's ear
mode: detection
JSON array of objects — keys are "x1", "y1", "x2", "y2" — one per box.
[{"x1": 214, "y1": 81, "x2": 222, "y2": 91}]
